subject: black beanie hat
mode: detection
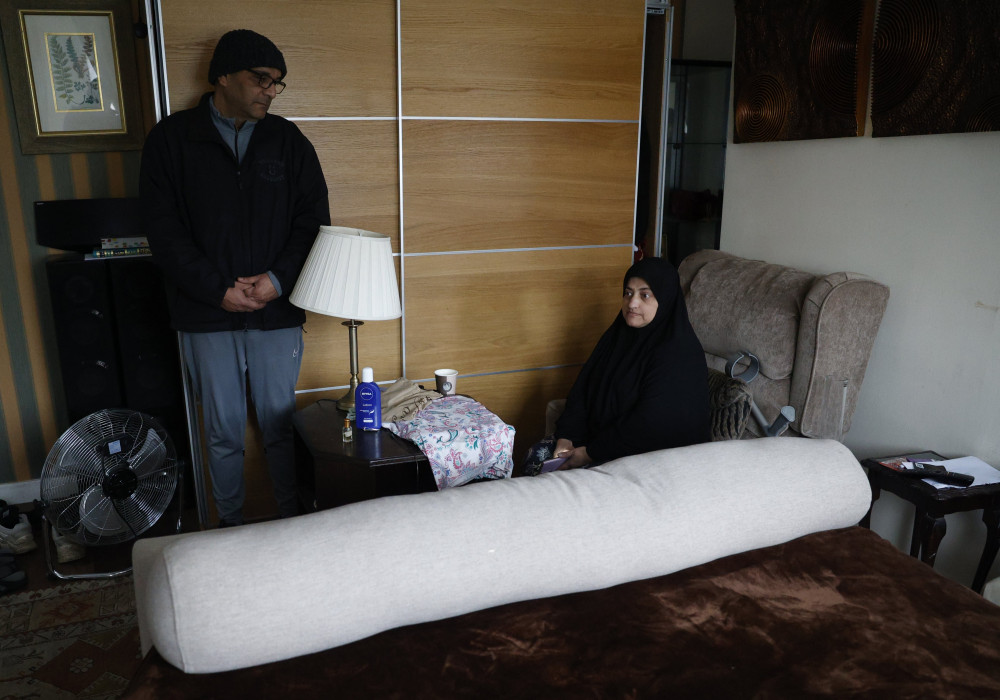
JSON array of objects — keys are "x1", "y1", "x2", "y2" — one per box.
[{"x1": 208, "y1": 29, "x2": 286, "y2": 85}]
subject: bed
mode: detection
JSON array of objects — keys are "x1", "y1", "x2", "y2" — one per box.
[{"x1": 124, "y1": 439, "x2": 1000, "y2": 698}]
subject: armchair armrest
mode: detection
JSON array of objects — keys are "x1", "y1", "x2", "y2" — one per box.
[{"x1": 791, "y1": 273, "x2": 889, "y2": 437}]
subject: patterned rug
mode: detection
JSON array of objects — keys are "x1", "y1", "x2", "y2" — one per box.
[{"x1": 0, "y1": 576, "x2": 140, "y2": 699}]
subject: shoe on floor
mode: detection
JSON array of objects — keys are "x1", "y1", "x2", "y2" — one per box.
[
  {"x1": 0, "y1": 513, "x2": 37, "y2": 554},
  {"x1": 52, "y1": 525, "x2": 86, "y2": 564}
]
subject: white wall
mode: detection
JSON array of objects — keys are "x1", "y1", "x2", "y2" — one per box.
[
  {"x1": 681, "y1": 0, "x2": 1000, "y2": 591},
  {"x1": 723, "y1": 127, "x2": 1000, "y2": 587}
]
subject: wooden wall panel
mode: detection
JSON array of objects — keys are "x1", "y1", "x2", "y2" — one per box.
[
  {"x1": 402, "y1": 121, "x2": 638, "y2": 252},
  {"x1": 297, "y1": 121, "x2": 400, "y2": 241},
  {"x1": 159, "y1": 0, "x2": 396, "y2": 116},
  {"x1": 153, "y1": 0, "x2": 643, "y2": 523},
  {"x1": 298, "y1": 314, "x2": 403, "y2": 391},
  {"x1": 400, "y1": 0, "x2": 645, "y2": 120},
  {"x1": 403, "y1": 247, "x2": 631, "y2": 379},
  {"x1": 295, "y1": 390, "x2": 341, "y2": 412}
]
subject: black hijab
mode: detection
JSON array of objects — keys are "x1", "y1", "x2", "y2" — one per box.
[{"x1": 556, "y1": 256, "x2": 710, "y2": 461}]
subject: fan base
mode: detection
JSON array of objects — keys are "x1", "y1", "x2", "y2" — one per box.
[{"x1": 42, "y1": 515, "x2": 132, "y2": 582}]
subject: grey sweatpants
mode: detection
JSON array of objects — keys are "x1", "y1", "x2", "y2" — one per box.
[{"x1": 181, "y1": 328, "x2": 303, "y2": 523}]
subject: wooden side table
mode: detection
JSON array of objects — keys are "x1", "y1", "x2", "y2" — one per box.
[
  {"x1": 293, "y1": 401, "x2": 437, "y2": 511},
  {"x1": 860, "y1": 451, "x2": 1000, "y2": 593}
]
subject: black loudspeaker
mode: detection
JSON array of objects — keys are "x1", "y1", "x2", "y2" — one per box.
[
  {"x1": 46, "y1": 257, "x2": 124, "y2": 419},
  {"x1": 46, "y1": 257, "x2": 187, "y2": 456}
]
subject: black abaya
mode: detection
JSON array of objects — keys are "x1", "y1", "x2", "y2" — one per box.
[{"x1": 554, "y1": 257, "x2": 710, "y2": 465}]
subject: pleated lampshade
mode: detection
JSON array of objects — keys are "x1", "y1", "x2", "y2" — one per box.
[{"x1": 290, "y1": 226, "x2": 401, "y2": 321}]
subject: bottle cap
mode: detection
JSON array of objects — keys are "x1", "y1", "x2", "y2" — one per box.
[{"x1": 361, "y1": 367, "x2": 374, "y2": 383}]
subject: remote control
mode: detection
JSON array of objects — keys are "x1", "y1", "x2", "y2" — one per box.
[{"x1": 912, "y1": 463, "x2": 975, "y2": 487}]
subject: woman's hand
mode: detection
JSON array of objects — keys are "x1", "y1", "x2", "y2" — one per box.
[
  {"x1": 564, "y1": 446, "x2": 591, "y2": 469},
  {"x1": 553, "y1": 439, "x2": 590, "y2": 469},
  {"x1": 553, "y1": 438, "x2": 574, "y2": 459}
]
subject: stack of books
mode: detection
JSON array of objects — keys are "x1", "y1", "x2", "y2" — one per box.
[{"x1": 84, "y1": 236, "x2": 151, "y2": 260}]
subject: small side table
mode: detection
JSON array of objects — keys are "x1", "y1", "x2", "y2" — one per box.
[
  {"x1": 293, "y1": 401, "x2": 437, "y2": 511},
  {"x1": 860, "y1": 451, "x2": 1000, "y2": 593}
]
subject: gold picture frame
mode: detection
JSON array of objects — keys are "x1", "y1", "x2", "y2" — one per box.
[{"x1": 0, "y1": 0, "x2": 143, "y2": 153}]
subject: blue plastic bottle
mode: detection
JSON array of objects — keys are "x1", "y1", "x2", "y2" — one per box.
[{"x1": 355, "y1": 367, "x2": 382, "y2": 431}]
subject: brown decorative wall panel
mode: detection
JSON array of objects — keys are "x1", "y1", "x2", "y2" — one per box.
[
  {"x1": 400, "y1": 0, "x2": 645, "y2": 120},
  {"x1": 402, "y1": 120, "x2": 637, "y2": 253},
  {"x1": 297, "y1": 121, "x2": 400, "y2": 242},
  {"x1": 159, "y1": 0, "x2": 397, "y2": 116},
  {"x1": 733, "y1": 0, "x2": 875, "y2": 142},
  {"x1": 871, "y1": 0, "x2": 1000, "y2": 137},
  {"x1": 403, "y1": 247, "x2": 630, "y2": 380}
]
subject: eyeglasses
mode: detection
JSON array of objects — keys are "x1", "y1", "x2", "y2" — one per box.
[{"x1": 247, "y1": 69, "x2": 286, "y2": 94}]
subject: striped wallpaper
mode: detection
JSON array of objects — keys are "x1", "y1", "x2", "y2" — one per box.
[{"x1": 0, "y1": 44, "x2": 143, "y2": 483}]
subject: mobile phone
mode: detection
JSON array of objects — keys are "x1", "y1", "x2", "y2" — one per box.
[{"x1": 541, "y1": 456, "x2": 568, "y2": 473}]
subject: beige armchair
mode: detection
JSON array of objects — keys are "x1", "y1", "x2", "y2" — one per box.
[{"x1": 679, "y1": 250, "x2": 889, "y2": 440}]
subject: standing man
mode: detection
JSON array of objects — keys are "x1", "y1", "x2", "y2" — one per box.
[{"x1": 140, "y1": 29, "x2": 330, "y2": 527}]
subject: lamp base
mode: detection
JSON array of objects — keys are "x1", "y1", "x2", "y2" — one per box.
[
  {"x1": 336, "y1": 319, "x2": 363, "y2": 412},
  {"x1": 336, "y1": 378, "x2": 359, "y2": 412}
]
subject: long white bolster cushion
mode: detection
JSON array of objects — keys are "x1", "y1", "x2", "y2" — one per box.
[{"x1": 132, "y1": 437, "x2": 871, "y2": 673}]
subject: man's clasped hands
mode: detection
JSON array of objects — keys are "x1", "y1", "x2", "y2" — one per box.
[{"x1": 221, "y1": 274, "x2": 279, "y2": 312}]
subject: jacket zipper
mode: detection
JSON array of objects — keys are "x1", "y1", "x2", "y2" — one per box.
[{"x1": 233, "y1": 127, "x2": 250, "y2": 331}]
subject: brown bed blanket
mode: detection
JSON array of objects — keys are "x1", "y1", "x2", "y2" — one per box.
[{"x1": 125, "y1": 526, "x2": 1000, "y2": 699}]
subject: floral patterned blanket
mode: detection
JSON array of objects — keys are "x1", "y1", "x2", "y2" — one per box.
[{"x1": 387, "y1": 396, "x2": 515, "y2": 489}]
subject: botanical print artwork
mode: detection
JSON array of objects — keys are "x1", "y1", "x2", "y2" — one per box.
[
  {"x1": 45, "y1": 32, "x2": 103, "y2": 112},
  {"x1": 2, "y1": 3, "x2": 142, "y2": 151}
]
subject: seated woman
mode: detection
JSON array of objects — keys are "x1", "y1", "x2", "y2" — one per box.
[{"x1": 524, "y1": 256, "x2": 710, "y2": 475}]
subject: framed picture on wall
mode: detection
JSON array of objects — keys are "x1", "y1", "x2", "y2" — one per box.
[{"x1": 0, "y1": 0, "x2": 143, "y2": 154}]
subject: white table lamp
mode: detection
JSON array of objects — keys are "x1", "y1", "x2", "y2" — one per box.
[{"x1": 290, "y1": 226, "x2": 401, "y2": 411}]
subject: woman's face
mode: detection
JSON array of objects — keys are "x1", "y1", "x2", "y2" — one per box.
[{"x1": 622, "y1": 276, "x2": 658, "y2": 328}]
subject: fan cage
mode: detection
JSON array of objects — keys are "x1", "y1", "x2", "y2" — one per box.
[{"x1": 40, "y1": 409, "x2": 179, "y2": 546}]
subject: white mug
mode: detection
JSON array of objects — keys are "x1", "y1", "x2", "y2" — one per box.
[{"x1": 434, "y1": 368, "x2": 458, "y2": 396}]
